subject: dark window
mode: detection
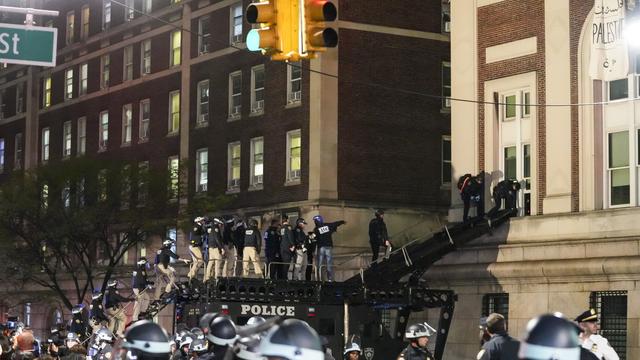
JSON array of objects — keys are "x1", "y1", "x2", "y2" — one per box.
[
  {"x1": 482, "y1": 293, "x2": 509, "y2": 327},
  {"x1": 590, "y1": 291, "x2": 627, "y2": 360},
  {"x1": 609, "y1": 79, "x2": 628, "y2": 101},
  {"x1": 319, "y1": 318, "x2": 335, "y2": 336}
]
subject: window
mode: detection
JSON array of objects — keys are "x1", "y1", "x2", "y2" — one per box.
[
  {"x1": 504, "y1": 94, "x2": 516, "y2": 120},
  {"x1": 122, "y1": 104, "x2": 132, "y2": 145},
  {"x1": 79, "y1": 63, "x2": 88, "y2": 95},
  {"x1": 250, "y1": 137, "x2": 264, "y2": 187},
  {"x1": 65, "y1": 68, "x2": 74, "y2": 100},
  {"x1": 41, "y1": 127, "x2": 50, "y2": 162},
  {"x1": 442, "y1": 61, "x2": 451, "y2": 108},
  {"x1": 503, "y1": 146, "x2": 517, "y2": 180},
  {"x1": 0, "y1": 138, "x2": 4, "y2": 172},
  {"x1": 142, "y1": 0, "x2": 152, "y2": 13},
  {"x1": 196, "y1": 148, "x2": 208, "y2": 192},
  {"x1": 166, "y1": 227, "x2": 177, "y2": 263},
  {"x1": 100, "y1": 54, "x2": 110, "y2": 89},
  {"x1": 609, "y1": 78, "x2": 628, "y2": 101},
  {"x1": 62, "y1": 181, "x2": 71, "y2": 209},
  {"x1": 229, "y1": 71, "x2": 242, "y2": 119},
  {"x1": 125, "y1": 0, "x2": 135, "y2": 21},
  {"x1": 66, "y1": 11, "x2": 75, "y2": 45},
  {"x1": 137, "y1": 161, "x2": 149, "y2": 205},
  {"x1": 77, "y1": 117, "x2": 86, "y2": 155},
  {"x1": 63, "y1": 121, "x2": 72, "y2": 157},
  {"x1": 169, "y1": 90, "x2": 180, "y2": 134},
  {"x1": 523, "y1": 91, "x2": 531, "y2": 117},
  {"x1": 523, "y1": 143, "x2": 531, "y2": 215},
  {"x1": 99, "y1": 111, "x2": 109, "y2": 151},
  {"x1": 121, "y1": 164, "x2": 131, "y2": 209},
  {"x1": 482, "y1": 293, "x2": 509, "y2": 325},
  {"x1": 14, "y1": 133, "x2": 22, "y2": 169},
  {"x1": 287, "y1": 62, "x2": 302, "y2": 104},
  {"x1": 228, "y1": 142, "x2": 241, "y2": 189},
  {"x1": 198, "y1": 16, "x2": 211, "y2": 54},
  {"x1": 123, "y1": 45, "x2": 133, "y2": 81},
  {"x1": 16, "y1": 82, "x2": 24, "y2": 113},
  {"x1": 608, "y1": 131, "x2": 630, "y2": 206},
  {"x1": 81, "y1": 5, "x2": 90, "y2": 40},
  {"x1": 98, "y1": 169, "x2": 107, "y2": 201},
  {"x1": 168, "y1": 156, "x2": 179, "y2": 200},
  {"x1": 24, "y1": 303, "x2": 31, "y2": 327},
  {"x1": 231, "y1": 3, "x2": 243, "y2": 44},
  {"x1": 442, "y1": 136, "x2": 451, "y2": 184},
  {"x1": 441, "y1": 0, "x2": 451, "y2": 33},
  {"x1": 141, "y1": 39, "x2": 151, "y2": 75},
  {"x1": 251, "y1": 65, "x2": 265, "y2": 114},
  {"x1": 287, "y1": 130, "x2": 301, "y2": 182},
  {"x1": 42, "y1": 76, "x2": 51, "y2": 108},
  {"x1": 197, "y1": 80, "x2": 210, "y2": 126},
  {"x1": 102, "y1": 0, "x2": 111, "y2": 30},
  {"x1": 41, "y1": 184, "x2": 49, "y2": 209},
  {"x1": 590, "y1": 291, "x2": 627, "y2": 360},
  {"x1": 139, "y1": 99, "x2": 150, "y2": 141},
  {"x1": 170, "y1": 30, "x2": 181, "y2": 66}
]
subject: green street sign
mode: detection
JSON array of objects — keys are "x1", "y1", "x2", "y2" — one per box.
[{"x1": 0, "y1": 23, "x2": 57, "y2": 67}]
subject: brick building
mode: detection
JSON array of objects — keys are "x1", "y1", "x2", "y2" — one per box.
[
  {"x1": 438, "y1": 0, "x2": 640, "y2": 359},
  {"x1": 0, "y1": 0, "x2": 451, "y2": 337}
]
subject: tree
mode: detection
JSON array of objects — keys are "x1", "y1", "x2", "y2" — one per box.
[{"x1": 0, "y1": 157, "x2": 217, "y2": 310}]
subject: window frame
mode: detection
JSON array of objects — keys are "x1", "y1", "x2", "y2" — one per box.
[
  {"x1": 100, "y1": 54, "x2": 110, "y2": 89},
  {"x1": 81, "y1": 5, "x2": 90, "y2": 40},
  {"x1": 251, "y1": 65, "x2": 265, "y2": 114},
  {"x1": 168, "y1": 90, "x2": 181, "y2": 135},
  {"x1": 43, "y1": 75, "x2": 51, "y2": 108},
  {"x1": 608, "y1": 78, "x2": 629, "y2": 102},
  {"x1": 197, "y1": 79, "x2": 210, "y2": 126},
  {"x1": 442, "y1": 61, "x2": 451, "y2": 109},
  {"x1": 142, "y1": 0, "x2": 152, "y2": 13},
  {"x1": 14, "y1": 132, "x2": 22, "y2": 169},
  {"x1": 64, "y1": 68, "x2": 74, "y2": 100},
  {"x1": 228, "y1": 71, "x2": 242, "y2": 120},
  {"x1": 16, "y1": 81, "x2": 24, "y2": 113},
  {"x1": 227, "y1": 142, "x2": 241, "y2": 191},
  {"x1": 230, "y1": 3, "x2": 243, "y2": 44},
  {"x1": 125, "y1": 0, "x2": 135, "y2": 21},
  {"x1": 287, "y1": 62, "x2": 302, "y2": 104},
  {"x1": 168, "y1": 156, "x2": 179, "y2": 201},
  {"x1": 63, "y1": 121, "x2": 72, "y2": 158},
  {"x1": 607, "y1": 130, "x2": 631, "y2": 207},
  {"x1": 195, "y1": 148, "x2": 208, "y2": 192},
  {"x1": 139, "y1": 99, "x2": 150, "y2": 141},
  {"x1": 99, "y1": 110, "x2": 109, "y2": 152},
  {"x1": 286, "y1": 129, "x2": 302, "y2": 183},
  {"x1": 79, "y1": 63, "x2": 88, "y2": 96},
  {"x1": 141, "y1": 39, "x2": 151, "y2": 75},
  {"x1": 170, "y1": 30, "x2": 181, "y2": 67},
  {"x1": 122, "y1": 103, "x2": 133, "y2": 145},
  {"x1": 137, "y1": 161, "x2": 149, "y2": 205},
  {"x1": 198, "y1": 16, "x2": 211, "y2": 55},
  {"x1": 123, "y1": 45, "x2": 133, "y2": 81},
  {"x1": 77, "y1": 117, "x2": 86, "y2": 155},
  {"x1": 66, "y1": 10, "x2": 75, "y2": 45},
  {"x1": 41, "y1": 127, "x2": 50, "y2": 163},
  {"x1": 441, "y1": 135, "x2": 451, "y2": 185},
  {"x1": 102, "y1": 0, "x2": 111, "y2": 31},
  {"x1": 250, "y1": 137, "x2": 264, "y2": 188}
]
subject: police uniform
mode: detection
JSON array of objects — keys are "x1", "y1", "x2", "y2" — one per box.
[
  {"x1": 95, "y1": 343, "x2": 113, "y2": 360},
  {"x1": 105, "y1": 287, "x2": 129, "y2": 337},
  {"x1": 397, "y1": 344, "x2": 433, "y2": 360},
  {"x1": 576, "y1": 309, "x2": 619, "y2": 360},
  {"x1": 313, "y1": 219, "x2": 345, "y2": 281},
  {"x1": 69, "y1": 305, "x2": 88, "y2": 340},
  {"x1": 475, "y1": 332, "x2": 519, "y2": 360},
  {"x1": 131, "y1": 263, "x2": 152, "y2": 321},
  {"x1": 279, "y1": 221, "x2": 295, "y2": 279},
  {"x1": 204, "y1": 222, "x2": 225, "y2": 281},
  {"x1": 292, "y1": 225, "x2": 308, "y2": 281},
  {"x1": 242, "y1": 223, "x2": 263, "y2": 277},
  {"x1": 265, "y1": 224, "x2": 281, "y2": 279},
  {"x1": 188, "y1": 220, "x2": 206, "y2": 280},
  {"x1": 89, "y1": 295, "x2": 108, "y2": 331},
  {"x1": 155, "y1": 245, "x2": 180, "y2": 299}
]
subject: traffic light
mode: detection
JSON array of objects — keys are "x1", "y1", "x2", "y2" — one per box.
[
  {"x1": 301, "y1": 0, "x2": 338, "y2": 57},
  {"x1": 246, "y1": 0, "x2": 301, "y2": 61}
]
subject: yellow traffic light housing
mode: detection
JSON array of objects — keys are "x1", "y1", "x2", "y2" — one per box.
[
  {"x1": 301, "y1": 0, "x2": 338, "y2": 57},
  {"x1": 246, "y1": 0, "x2": 301, "y2": 61}
]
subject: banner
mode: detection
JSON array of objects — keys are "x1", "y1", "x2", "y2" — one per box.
[{"x1": 590, "y1": 0, "x2": 629, "y2": 81}]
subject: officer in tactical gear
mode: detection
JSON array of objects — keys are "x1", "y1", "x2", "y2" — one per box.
[
  {"x1": 189, "y1": 338, "x2": 209, "y2": 360},
  {"x1": 344, "y1": 342, "x2": 361, "y2": 360},
  {"x1": 313, "y1": 215, "x2": 346, "y2": 282},
  {"x1": 264, "y1": 219, "x2": 281, "y2": 279},
  {"x1": 204, "y1": 218, "x2": 226, "y2": 282},
  {"x1": 488, "y1": 179, "x2": 521, "y2": 218},
  {"x1": 397, "y1": 322, "x2": 435, "y2": 360},
  {"x1": 90, "y1": 291, "x2": 109, "y2": 333},
  {"x1": 575, "y1": 309, "x2": 619, "y2": 360},
  {"x1": 233, "y1": 218, "x2": 247, "y2": 275},
  {"x1": 206, "y1": 316, "x2": 237, "y2": 360},
  {"x1": 69, "y1": 304, "x2": 88, "y2": 340},
  {"x1": 242, "y1": 219, "x2": 263, "y2": 278},
  {"x1": 188, "y1": 217, "x2": 207, "y2": 282},
  {"x1": 132, "y1": 257, "x2": 153, "y2": 322},
  {"x1": 518, "y1": 313, "x2": 581, "y2": 360},
  {"x1": 105, "y1": 280, "x2": 131, "y2": 337},
  {"x1": 119, "y1": 320, "x2": 172, "y2": 360},
  {"x1": 233, "y1": 336, "x2": 262, "y2": 360},
  {"x1": 279, "y1": 215, "x2": 295, "y2": 280},
  {"x1": 458, "y1": 173, "x2": 485, "y2": 222},
  {"x1": 155, "y1": 239, "x2": 187, "y2": 299},
  {"x1": 259, "y1": 319, "x2": 324, "y2": 360},
  {"x1": 170, "y1": 331, "x2": 194, "y2": 360},
  {"x1": 93, "y1": 327, "x2": 115, "y2": 360},
  {"x1": 369, "y1": 209, "x2": 390, "y2": 263},
  {"x1": 476, "y1": 313, "x2": 519, "y2": 360},
  {"x1": 292, "y1": 218, "x2": 308, "y2": 281},
  {"x1": 222, "y1": 216, "x2": 237, "y2": 277}
]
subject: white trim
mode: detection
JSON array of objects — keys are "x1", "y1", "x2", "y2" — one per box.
[
  {"x1": 251, "y1": 65, "x2": 265, "y2": 114},
  {"x1": 339, "y1": 21, "x2": 449, "y2": 43},
  {"x1": 250, "y1": 137, "x2": 264, "y2": 187},
  {"x1": 229, "y1": 3, "x2": 243, "y2": 45},
  {"x1": 485, "y1": 37, "x2": 538, "y2": 64},
  {"x1": 139, "y1": 99, "x2": 150, "y2": 141},
  {"x1": 196, "y1": 79, "x2": 210, "y2": 126},
  {"x1": 228, "y1": 141, "x2": 241, "y2": 190},
  {"x1": 228, "y1": 71, "x2": 242, "y2": 120},
  {"x1": 122, "y1": 103, "x2": 133, "y2": 145},
  {"x1": 286, "y1": 129, "x2": 302, "y2": 183},
  {"x1": 195, "y1": 148, "x2": 208, "y2": 192},
  {"x1": 168, "y1": 90, "x2": 181, "y2": 134}
]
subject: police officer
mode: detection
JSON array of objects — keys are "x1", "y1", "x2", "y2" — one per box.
[
  {"x1": 518, "y1": 313, "x2": 580, "y2": 360},
  {"x1": 233, "y1": 218, "x2": 247, "y2": 275},
  {"x1": 155, "y1": 239, "x2": 187, "y2": 300},
  {"x1": 170, "y1": 331, "x2": 194, "y2": 360},
  {"x1": 93, "y1": 327, "x2": 114, "y2": 360},
  {"x1": 313, "y1": 215, "x2": 346, "y2": 282},
  {"x1": 344, "y1": 342, "x2": 361, "y2": 360},
  {"x1": 119, "y1": 320, "x2": 172, "y2": 360},
  {"x1": 264, "y1": 219, "x2": 281, "y2": 279},
  {"x1": 259, "y1": 319, "x2": 325, "y2": 360},
  {"x1": 89, "y1": 290, "x2": 109, "y2": 333},
  {"x1": 397, "y1": 322, "x2": 435, "y2": 360},
  {"x1": 204, "y1": 218, "x2": 225, "y2": 282},
  {"x1": 132, "y1": 257, "x2": 153, "y2": 322},
  {"x1": 222, "y1": 216, "x2": 237, "y2": 277},
  {"x1": 476, "y1": 313, "x2": 519, "y2": 360},
  {"x1": 368, "y1": 209, "x2": 390, "y2": 263},
  {"x1": 488, "y1": 179, "x2": 521, "y2": 218},
  {"x1": 206, "y1": 316, "x2": 237, "y2": 360},
  {"x1": 69, "y1": 304, "x2": 88, "y2": 340},
  {"x1": 242, "y1": 219, "x2": 263, "y2": 278},
  {"x1": 105, "y1": 280, "x2": 131, "y2": 337},
  {"x1": 233, "y1": 336, "x2": 262, "y2": 360},
  {"x1": 575, "y1": 309, "x2": 619, "y2": 360},
  {"x1": 292, "y1": 218, "x2": 308, "y2": 281},
  {"x1": 279, "y1": 215, "x2": 295, "y2": 280},
  {"x1": 188, "y1": 217, "x2": 207, "y2": 282}
]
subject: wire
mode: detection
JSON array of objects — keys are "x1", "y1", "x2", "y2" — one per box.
[{"x1": 110, "y1": 0, "x2": 621, "y2": 108}]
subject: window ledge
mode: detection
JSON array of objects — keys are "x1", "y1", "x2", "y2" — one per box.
[
  {"x1": 166, "y1": 132, "x2": 179, "y2": 138},
  {"x1": 285, "y1": 101, "x2": 302, "y2": 109},
  {"x1": 195, "y1": 122, "x2": 209, "y2": 129},
  {"x1": 62, "y1": 155, "x2": 71, "y2": 161},
  {"x1": 248, "y1": 185, "x2": 264, "y2": 192},
  {"x1": 121, "y1": 142, "x2": 131, "y2": 148},
  {"x1": 98, "y1": 148, "x2": 107, "y2": 153},
  {"x1": 440, "y1": 183, "x2": 451, "y2": 190},
  {"x1": 226, "y1": 187, "x2": 240, "y2": 194},
  {"x1": 440, "y1": 107, "x2": 451, "y2": 114},
  {"x1": 138, "y1": 138, "x2": 149, "y2": 144},
  {"x1": 249, "y1": 110, "x2": 264, "y2": 117},
  {"x1": 227, "y1": 115, "x2": 241, "y2": 122},
  {"x1": 284, "y1": 179, "x2": 301, "y2": 186}
]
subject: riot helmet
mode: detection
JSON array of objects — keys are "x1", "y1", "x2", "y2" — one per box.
[
  {"x1": 71, "y1": 304, "x2": 85, "y2": 314},
  {"x1": 189, "y1": 338, "x2": 208, "y2": 355},
  {"x1": 190, "y1": 327, "x2": 205, "y2": 340},
  {"x1": 344, "y1": 342, "x2": 362, "y2": 356},
  {"x1": 96, "y1": 327, "x2": 114, "y2": 343},
  {"x1": 312, "y1": 215, "x2": 323, "y2": 226},
  {"x1": 162, "y1": 239, "x2": 174, "y2": 248},
  {"x1": 137, "y1": 257, "x2": 148, "y2": 266},
  {"x1": 518, "y1": 313, "x2": 581, "y2": 360},
  {"x1": 92, "y1": 290, "x2": 103, "y2": 300},
  {"x1": 198, "y1": 312, "x2": 219, "y2": 334},
  {"x1": 234, "y1": 336, "x2": 263, "y2": 360},
  {"x1": 374, "y1": 209, "x2": 385, "y2": 218},
  {"x1": 405, "y1": 322, "x2": 435, "y2": 339},
  {"x1": 246, "y1": 316, "x2": 266, "y2": 326},
  {"x1": 120, "y1": 320, "x2": 171, "y2": 360},
  {"x1": 207, "y1": 316, "x2": 237, "y2": 346},
  {"x1": 107, "y1": 279, "x2": 118, "y2": 288},
  {"x1": 258, "y1": 319, "x2": 323, "y2": 360}
]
